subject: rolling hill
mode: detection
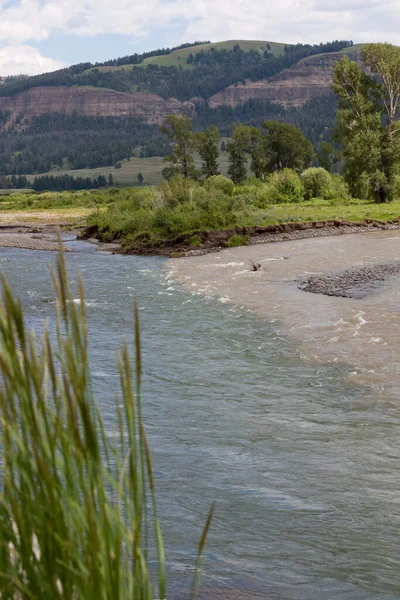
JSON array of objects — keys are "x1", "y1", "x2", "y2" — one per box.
[{"x1": 0, "y1": 38, "x2": 358, "y2": 180}]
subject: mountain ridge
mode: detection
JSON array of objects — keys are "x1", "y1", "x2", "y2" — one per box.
[{"x1": 0, "y1": 39, "x2": 356, "y2": 177}]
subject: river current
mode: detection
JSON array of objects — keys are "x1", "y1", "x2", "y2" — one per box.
[{"x1": 1, "y1": 233, "x2": 400, "y2": 599}]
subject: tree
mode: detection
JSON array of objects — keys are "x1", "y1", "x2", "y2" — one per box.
[
  {"x1": 332, "y1": 43, "x2": 400, "y2": 202},
  {"x1": 301, "y1": 167, "x2": 332, "y2": 199},
  {"x1": 108, "y1": 173, "x2": 113, "y2": 186},
  {"x1": 160, "y1": 115, "x2": 196, "y2": 179},
  {"x1": 195, "y1": 125, "x2": 220, "y2": 178},
  {"x1": 227, "y1": 123, "x2": 251, "y2": 184},
  {"x1": 248, "y1": 127, "x2": 271, "y2": 179},
  {"x1": 261, "y1": 121, "x2": 314, "y2": 173},
  {"x1": 137, "y1": 172, "x2": 144, "y2": 184},
  {"x1": 317, "y1": 141, "x2": 335, "y2": 172}
]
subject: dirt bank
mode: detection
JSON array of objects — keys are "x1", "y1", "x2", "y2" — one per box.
[{"x1": 83, "y1": 218, "x2": 399, "y2": 257}]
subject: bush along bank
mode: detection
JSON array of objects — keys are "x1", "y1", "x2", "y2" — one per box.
[{"x1": 81, "y1": 173, "x2": 400, "y2": 256}]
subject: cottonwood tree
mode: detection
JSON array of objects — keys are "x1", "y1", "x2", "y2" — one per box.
[
  {"x1": 160, "y1": 115, "x2": 196, "y2": 179},
  {"x1": 248, "y1": 121, "x2": 314, "y2": 179},
  {"x1": 195, "y1": 125, "x2": 221, "y2": 177},
  {"x1": 261, "y1": 121, "x2": 314, "y2": 173},
  {"x1": 317, "y1": 141, "x2": 335, "y2": 172},
  {"x1": 333, "y1": 43, "x2": 400, "y2": 202},
  {"x1": 227, "y1": 123, "x2": 251, "y2": 184}
]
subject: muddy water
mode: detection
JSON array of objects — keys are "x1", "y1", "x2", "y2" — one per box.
[{"x1": 170, "y1": 230, "x2": 400, "y2": 401}]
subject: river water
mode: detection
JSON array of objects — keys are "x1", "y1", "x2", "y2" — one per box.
[{"x1": 1, "y1": 233, "x2": 400, "y2": 599}]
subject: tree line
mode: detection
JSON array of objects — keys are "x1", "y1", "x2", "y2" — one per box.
[
  {"x1": 0, "y1": 175, "x2": 29, "y2": 189},
  {"x1": 160, "y1": 115, "x2": 316, "y2": 183},
  {"x1": 31, "y1": 174, "x2": 113, "y2": 192},
  {"x1": 0, "y1": 173, "x2": 116, "y2": 191},
  {"x1": 98, "y1": 41, "x2": 210, "y2": 68}
]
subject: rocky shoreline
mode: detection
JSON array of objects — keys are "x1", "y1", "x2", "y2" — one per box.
[
  {"x1": 299, "y1": 263, "x2": 400, "y2": 299},
  {"x1": 0, "y1": 230, "x2": 66, "y2": 251}
]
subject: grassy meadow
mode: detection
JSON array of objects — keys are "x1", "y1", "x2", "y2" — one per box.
[
  {"x1": 21, "y1": 150, "x2": 231, "y2": 188},
  {"x1": 91, "y1": 40, "x2": 287, "y2": 73}
]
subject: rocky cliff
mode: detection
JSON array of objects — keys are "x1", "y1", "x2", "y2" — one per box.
[
  {"x1": 208, "y1": 50, "x2": 361, "y2": 109},
  {"x1": 0, "y1": 86, "x2": 195, "y2": 125}
]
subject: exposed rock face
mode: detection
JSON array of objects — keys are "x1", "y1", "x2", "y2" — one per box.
[
  {"x1": 0, "y1": 49, "x2": 362, "y2": 123},
  {"x1": 0, "y1": 86, "x2": 195, "y2": 124},
  {"x1": 208, "y1": 50, "x2": 362, "y2": 109}
]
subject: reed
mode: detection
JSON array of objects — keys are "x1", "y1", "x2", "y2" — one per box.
[{"x1": 0, "y1": 237, "x2": 211, "y2": 599}]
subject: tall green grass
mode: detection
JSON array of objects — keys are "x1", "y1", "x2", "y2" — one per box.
[{"x1": 0, "y1": 238, "x2": 212, "y2": 598}]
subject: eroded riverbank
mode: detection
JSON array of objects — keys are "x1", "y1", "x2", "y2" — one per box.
[{"x1": 169, "y1": 229, "x2": 400, "y2": 399}]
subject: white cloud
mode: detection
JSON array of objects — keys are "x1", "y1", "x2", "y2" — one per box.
[
  {"x1": 0, "y1": 0, "x2": 400, "y2": 75},
  {"x1": 0, "y1": 0, "x2": 398, "y2": 45},
  {"x1": 180, "y1": 0, "x2": 400, "y2": 46},
  {"x1": 0, "y1": 45, "x2": 64, "y2": 75}
]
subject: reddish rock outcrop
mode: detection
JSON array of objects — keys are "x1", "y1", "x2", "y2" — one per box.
[
  {"x1": 0, "y1": 86, "x2": 195, "y2": 124},
  {"x1": 208, "y1": 50, "x2": 362, "y2": 109}
]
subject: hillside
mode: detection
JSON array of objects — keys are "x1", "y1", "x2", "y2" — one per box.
[
  {"x1": 0, "y1": 39, "x2": 356, "y2": 177},
  {"x1": 93, "y1": 40, "x2": 287, "y2": 72}
]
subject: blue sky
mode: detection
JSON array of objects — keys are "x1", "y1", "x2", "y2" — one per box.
[{"x1": 0, "y1": 0, "x2": 398, "y2": 76}]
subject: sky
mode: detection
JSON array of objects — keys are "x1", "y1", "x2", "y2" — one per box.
[{"x1": 0, "y1": 0, "x2": 398, "y2": 76}]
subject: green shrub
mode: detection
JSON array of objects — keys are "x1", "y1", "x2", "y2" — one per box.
[
  {"x1": 204, "y1": 174, "x2": 235, "y2": 197},
  {"x1": 267, "y1": 169, "x2": 304, "y2": 203},
  {"x1": 301, "y1": 167, "x2": 332, "y2": 200},
  {"x1": 224, "y1": 233, "x2": 249, "y2": 247},
  {"x1": 188, "y1": 234, "x2": 201, "y2": 247},
  {"x1": 158, "y1": 175, "x2": 198, "y2": 205}
]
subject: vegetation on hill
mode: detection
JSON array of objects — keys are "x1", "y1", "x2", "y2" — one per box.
[
  {"x1": 97, "y1": 40, "x2": 210, "y2": 68},
  {"x1": 0, "y1": 113, "x2": 168, "y2": 175},
  {"x1": 0, "y1": 39, "x2": 353, "y2": 176},
  {"x1": 0, "y1": 40, "x2": 352, "y2": 101}
]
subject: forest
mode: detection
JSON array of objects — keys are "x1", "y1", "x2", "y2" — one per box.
[
  {"x1": 0, "y1": 96, "x2": 338, "y2": 175},
  {"x1": 0, "y1": 114, "x2": 168, "y2": 175}
]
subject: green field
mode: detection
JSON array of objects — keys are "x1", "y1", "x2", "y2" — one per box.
[
  {"x1": 23, "y1": 149, "x2": 231, "y2": 188},
  {"x1": 92, "y1": 40, "x2": 287, "y2": 73}
]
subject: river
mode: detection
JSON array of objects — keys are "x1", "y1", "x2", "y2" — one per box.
[{"x1": 0, "y1": 233, "x2": 399, "y2": 599}]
